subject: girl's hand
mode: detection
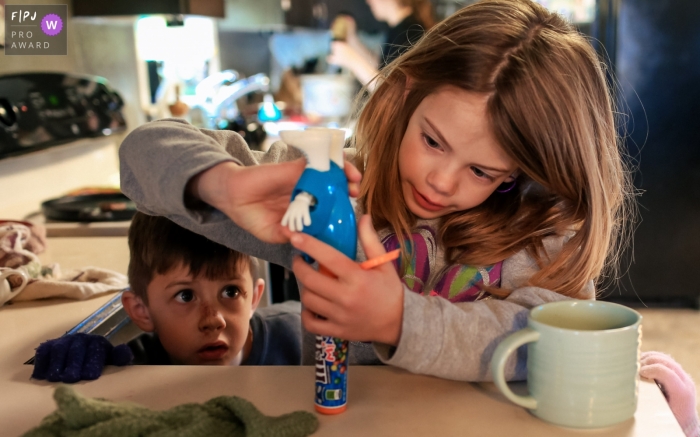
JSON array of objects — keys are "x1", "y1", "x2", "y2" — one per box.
[
  {"x1": 188, "y1": 159, "x2": 362, "y2": 244},
  {"x1": 290, "y1": 215, "x2": 404, "y2": 345},
  {"x1": 640, "y1": 351, "x2": 700, "y2": 437},
  {"x1": 327, "y1": 41, "x2": 361, "y2": 70},
  {"x1": 335, "y1": 15, "x2": 358, "y2": 46}
]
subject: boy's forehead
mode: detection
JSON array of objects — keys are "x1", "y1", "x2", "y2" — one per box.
[
  {"x1": 177, "y1": 257, "x2": 251, "y2": 276},
  {"x1": 149, "y1": 260, "x2": 251, "y2": 290}
]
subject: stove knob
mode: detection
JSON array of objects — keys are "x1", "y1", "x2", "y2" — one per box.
[{"x1": 0, "y1": 98, "x2": 17, "y2": 127}]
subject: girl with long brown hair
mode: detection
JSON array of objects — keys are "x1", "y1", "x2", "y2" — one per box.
[{"x1": 120, "y1": 0, "x2": 633, "y2": 381}]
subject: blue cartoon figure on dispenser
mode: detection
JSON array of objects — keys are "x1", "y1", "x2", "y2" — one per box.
[
  {"x1": 280, "y1": 128, "x2": 356, "y2": 415},
  {"x1": 280, "y1": 129, "x2": 357, "y2": 260}
]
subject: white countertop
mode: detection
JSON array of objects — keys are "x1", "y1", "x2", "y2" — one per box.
[{"x1": 0, "y1": 237, "x2": 685, "y2": 436}]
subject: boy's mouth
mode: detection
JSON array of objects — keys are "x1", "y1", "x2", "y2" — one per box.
[{"x1": 197, "y1": 341, "x2": 229, "y2": 361}]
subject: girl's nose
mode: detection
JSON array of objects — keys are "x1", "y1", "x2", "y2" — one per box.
[
  {"x1": 198, "y1": 305, "x2": 225, "y2": 332},
  {"x1": 426, "y1": 166, "x2": 457, "y2": 197}
]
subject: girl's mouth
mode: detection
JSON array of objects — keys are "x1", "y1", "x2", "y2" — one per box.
[
  {"x1": 411, "y1": 186, "x2": 446, "y2": 212},
  {"x1": 197, "y1": 341, "x2": 229, "y2": 361}
]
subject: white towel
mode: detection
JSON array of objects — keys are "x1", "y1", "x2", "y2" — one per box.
[
  {"x1": 0, "y1": 222, "x2": 127, "y2": 305},
  {"x1": 11, "y1": 266, "x2": 127, "y2": 302}
]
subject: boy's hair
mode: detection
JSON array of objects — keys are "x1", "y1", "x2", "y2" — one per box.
[
  {"x1": 127, "y1": 212, "x2": 259, "y2": 303},
  {"x1": 353, "y1": 0, "x2": 634, "y2": 298}
]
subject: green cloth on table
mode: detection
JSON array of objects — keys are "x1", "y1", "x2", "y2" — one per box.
[{"x1": 24, "y1": 386, "x2": 318, "y2": 437}]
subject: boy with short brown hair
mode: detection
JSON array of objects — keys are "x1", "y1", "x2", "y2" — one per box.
[{"x1": 123, "y1": 212, "x2": 301, "y2": 366}]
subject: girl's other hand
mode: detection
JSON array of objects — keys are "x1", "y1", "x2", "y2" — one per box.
[
  {"x1": 640, "y1": 351, "x2": 699, "y2": 437},
  {"x1": 340, "y1": 15, "x2": 358, "y2": 45},
  {"x1": 187, "y1": 159, "x2": 362, "y2": 244},
  {"x1": 327, "y1": 41, "x2": 362, "y2": 70},
  {"x1": 290, "y1": 215, "x2": 404, "y2": 345}
]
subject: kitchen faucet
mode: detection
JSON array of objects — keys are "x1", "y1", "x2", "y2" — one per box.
[
  {"x1": 194, "y1": 69, "x2": 239, "y2": 104},
  {"x1": 191, "y1": 73, "x2": 271, "y2": 129}
]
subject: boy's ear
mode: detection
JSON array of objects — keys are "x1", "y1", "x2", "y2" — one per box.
[
  {"x1": 121, "y1": 290, "x2": 155, "y2": 332},
  {"x1": 250, "y1": 278, "x2": 265, "y2": 314}
]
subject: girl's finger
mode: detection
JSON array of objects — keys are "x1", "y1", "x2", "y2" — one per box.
[
  {"x1": 344, "y1": 160, "x2": 362, "y2": 183},
  {"x1": 299, "y1": 285, "x2": 336, "y2": 320},
  {"x1": 344, "y1": 160, "x2": 362, "y2": 197},
  {"x1": 349, "y1": 183, "x2": 360, "y2": 198},
  {"x1": 292, "y1": 256, "x2": 345, "y2": 300},
  {"x1": 269, "y1": 223, "x2": 291, "y2": 244},
  {"x1": 289, "y1": 233, "x2": 357, "y2": 278},
  {"x1": 280, "y1": 226, "x2": 293, "y2": 240},
  {"x1": 358, "y1": 215, "x2": 386, "y2": 261},
  {"x1": 301, "y1": 308, "x2": 341, "y2": 338}
]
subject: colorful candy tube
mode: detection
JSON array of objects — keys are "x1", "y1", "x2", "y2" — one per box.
[{"x1": 314, "y1": 335, "x2": 349, "y2": 414}]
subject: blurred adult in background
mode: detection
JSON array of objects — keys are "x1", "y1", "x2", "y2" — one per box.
[{"x1": 328, "y1": 0, "x2": 435, "y2": 89}]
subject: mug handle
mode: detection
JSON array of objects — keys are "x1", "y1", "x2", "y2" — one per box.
[
  {"x1": 490, "y1": 328, "x2": 540, "y2": 410},
  {"x1": 0, "y1": 269, "x2": 29, "y2": 294}
]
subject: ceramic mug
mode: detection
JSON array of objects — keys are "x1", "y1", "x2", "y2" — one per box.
[
  {"x1": 490, "y1": 300, "x2": 642, "y2": 429},
  {"x1": 0, "y1": 268, "x2": 29, "y2": 305}
]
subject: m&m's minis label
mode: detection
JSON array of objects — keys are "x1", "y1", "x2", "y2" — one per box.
[{"x1": 314, "y1": 335, "x2": 349, "y2": 414}]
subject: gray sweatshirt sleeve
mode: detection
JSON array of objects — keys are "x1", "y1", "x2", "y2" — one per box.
[
  {"x1": 119, "y1": 118, "x2": 304, "y2": 268},
  {"x1": 372, "y1": 236, "x2": 596, "y2": 382}
]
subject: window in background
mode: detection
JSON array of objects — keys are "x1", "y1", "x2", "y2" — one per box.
[
  {"x1": 135, "y1": 16, "x2": 220, "y2": 119},
  {"x1": 532, "y1": 0, "x2": 596, "y2": 24}
]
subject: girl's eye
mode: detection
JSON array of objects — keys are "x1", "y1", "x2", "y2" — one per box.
[
  {"x1": 471, "y1": 167, "x2": 494, "y2": 181},
  {"x1": 175, "y1": 289, "x2": 194, "y2": 303},
  {"x1": 221, "y1": 285, "x2": 241, "y2": 299},
  {"x1": 422, "y1": 134, "x2": 441, "y2": 149}
]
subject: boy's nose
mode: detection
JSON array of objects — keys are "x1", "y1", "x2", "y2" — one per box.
[{"x1": 198, "y1": 305, "x2": 225, "y2": 332}]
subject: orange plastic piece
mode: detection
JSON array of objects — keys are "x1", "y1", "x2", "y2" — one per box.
[
  {"x1": 359, "y1": 249, "x2": 400, "y2": 270},
  {"x1": 315, "y1": 404, "x2": 347, "y2": 415}
]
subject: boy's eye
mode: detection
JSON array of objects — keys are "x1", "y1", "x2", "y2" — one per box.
[
  {"x1": 422, "y1": 134, "x2": 440, "y2": 149},
  {"x1": 221, "y1": 285, "x2": 241, "y2": 299},
  {"x1": 175, "y1": 289, "x2": 194, "y2": 303}
]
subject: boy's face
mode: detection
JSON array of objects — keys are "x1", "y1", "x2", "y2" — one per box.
[{"x1": 142, "y1": 262, "x2": 262, "y2": 365}]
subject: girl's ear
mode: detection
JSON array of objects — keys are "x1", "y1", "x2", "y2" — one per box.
[
  {"x1": 250, "y1": 278, "x2": 265, "y2": 314},
  {"x1": 504, "y1": 171, "x2": 520, "y2": 183},
  {"x1": 122, "y1": 290, "x2": 155, "y2": 332}
]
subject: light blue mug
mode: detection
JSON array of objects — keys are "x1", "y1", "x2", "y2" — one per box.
[{"x1": 490, "y1": 300, "x2": 642, "y2": 429}]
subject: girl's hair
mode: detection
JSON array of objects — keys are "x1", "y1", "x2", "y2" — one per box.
[{"x1": 352, "y1": 0, "x2": 634, "y2": 298}]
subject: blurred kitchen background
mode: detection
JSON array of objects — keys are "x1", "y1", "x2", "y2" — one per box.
[{"x1": 0, "y1": 0, "x2": 699, "y2": 307}]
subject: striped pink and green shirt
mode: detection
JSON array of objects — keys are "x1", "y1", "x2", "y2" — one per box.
[{"x1": 381, "y1": 224, "x2": 502, "y2": 303}]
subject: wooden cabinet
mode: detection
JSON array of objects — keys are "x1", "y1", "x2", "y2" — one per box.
[{"x1": 284, "y1": 0, "x2": 387, "y2": 33}]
